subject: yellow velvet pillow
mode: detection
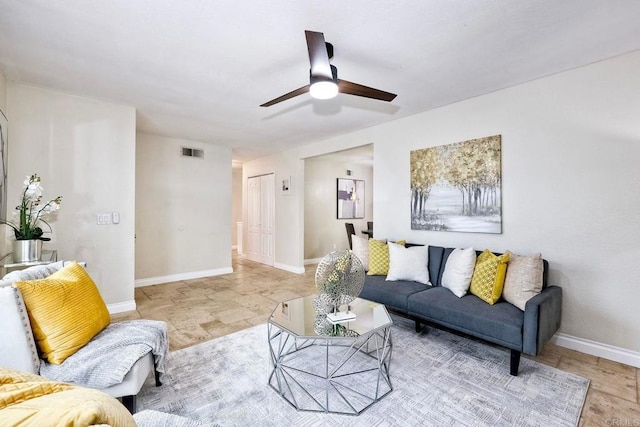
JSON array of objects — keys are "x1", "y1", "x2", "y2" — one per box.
[
  {"x1": 469, "y1": 249, "x2": 510, "y2": 305},
  {"x1": 367, "y1": 239, "x2": 406, "y2": 276},
  {"x1": 16, "y1": 262, "x2": 111, "y2": 364}
]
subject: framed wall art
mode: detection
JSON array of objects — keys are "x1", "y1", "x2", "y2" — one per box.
[
  {"x1": 281, "y1": 176, "x2": 291, "y2": 195},
  {"x1": 410, "y1": 135, "x2": 502, "y2": 233},
  {"x1": 337, "y1": 178, "x2": 365, "y2": 219}
]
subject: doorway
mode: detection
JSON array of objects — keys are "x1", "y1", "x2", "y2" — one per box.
[{"x1": 303, "y1": 144, "x2": 373, "y2": 263}]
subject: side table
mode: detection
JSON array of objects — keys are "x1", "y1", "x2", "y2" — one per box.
[{"x1": 0, "y1": 250, "x2": 58, "y2": 276}]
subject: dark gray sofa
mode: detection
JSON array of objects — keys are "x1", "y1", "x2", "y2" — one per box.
[{"x1": 359, "y1": 245, "x2": 562, "y2": 375}]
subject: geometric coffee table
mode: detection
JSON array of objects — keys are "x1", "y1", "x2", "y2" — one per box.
[{"x1": 267, "y1": 295, "x2": 393, "y2": 415}]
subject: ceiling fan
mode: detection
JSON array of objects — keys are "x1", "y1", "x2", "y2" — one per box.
[{"x1": 260, "y1": 30, "x2": 397, "y2": 107}]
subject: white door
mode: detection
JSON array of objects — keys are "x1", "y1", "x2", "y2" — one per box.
[
  {"x1": 260, "y1": 174, "x2": 275, "y2": 265},
  {"x1": 247, "y1": 174, "x2": 275, "y2": 266},
  {"x1": 247, "y1": 176, "x2": 261, "y2": 261}
]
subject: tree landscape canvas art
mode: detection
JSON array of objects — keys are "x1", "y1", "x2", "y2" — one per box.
[{"x1": 410, "y1": 135, "x2": 502, "y2": 233}]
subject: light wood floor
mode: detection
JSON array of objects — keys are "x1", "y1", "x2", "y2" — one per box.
[{"x1": 112, "y1": 254, "x2": 639, "y2": 425}]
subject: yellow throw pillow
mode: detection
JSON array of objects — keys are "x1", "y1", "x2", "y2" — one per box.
[
  {"x1": 469, "y1": 249, "x2": 510, "y2": 305},
  {"x1": 15, "y1": 262, "x2": 111, "y2": 365},
  {"x1": 367, "y1": 239, "x2": 406, "y2": 276}
]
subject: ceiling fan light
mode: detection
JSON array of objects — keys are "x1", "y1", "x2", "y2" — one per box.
[{"x1": 310, "y1": 80, "x2": 338, "y2": 100}]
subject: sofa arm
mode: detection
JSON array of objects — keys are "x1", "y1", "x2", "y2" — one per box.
[
  {"x1": 522, "y1": 285, "x2": 562, "y2": 355},
  {"x1": 0, "y1": 286, "x2": 40, "y2": 373}
]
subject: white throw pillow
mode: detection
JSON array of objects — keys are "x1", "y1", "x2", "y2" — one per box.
[
  {"x1": 441, "y1": 247, "x2": 477, "y2": 297},
  {"x1": 351, "y1": 234, "x2": 369, "y2": 271},
  {"x1": 502, "y1": 252, "x2": 544, "y2": 311},
  {"x1": 386, "y1": 242, "x2": 430, "y2": 285}
]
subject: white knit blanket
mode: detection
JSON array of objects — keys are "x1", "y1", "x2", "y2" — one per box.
[{"x1": 40, "y1": 319, "x2": 168, "y2": 389}]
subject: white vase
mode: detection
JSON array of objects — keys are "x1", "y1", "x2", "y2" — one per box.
[{"x1": 12, "y1": 240, "x2": 43, "y2": 263}]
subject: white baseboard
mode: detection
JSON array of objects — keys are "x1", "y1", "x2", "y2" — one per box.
[
  {"x1": 134, "y1": 267, "x2": 233, "y2": 288},
  {"x1": 107, "y1": 300, "x2": 136, "y2": 314},
  {"x1": 552, "y1": 333, "x2": 640, "y2": 368},
  {"x1": 304, "y1": 258, "x2": 322, "y2": 265},
  {"x1": 274, "y1": 262, "x2": 305, "y2": 274}
]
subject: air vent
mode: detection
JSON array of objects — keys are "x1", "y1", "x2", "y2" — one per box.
[{"x1": 181, "y1": 147, "x2": 204, "y2": 158}]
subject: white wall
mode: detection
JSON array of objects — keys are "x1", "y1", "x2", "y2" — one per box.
[
  {"x1": 245, "y1": 50, "x2": 640, "y2": 356},
  {"x1": 304, "y1": 158, "x2": 373, "y2": 260},
  {"x1": 135, "y1": 133, "x2": 232, "y2": 283},
  {"x1": 372, "y1": 52, "x2": 640, "y2": 354},
  {"x1": 7, "y1": 84, "x2": 136, "y2": 308}
]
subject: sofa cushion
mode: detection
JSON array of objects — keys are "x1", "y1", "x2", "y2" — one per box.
[
  {"x1": 386, "y1": 242, "x2": 430, "y2": 285},
  {"x1": 407, "y1": 287, "x2": 524, "y2": 349},
  {"x1": 441, "y1": 247, "x2": 476, "y2": 297},
  {"x1": 427, "y1": 246, "x2": 445, "y2": 287},
  {"x1": 351, "y1": 234, "x2": 369, "y2": 270},
  {"x1": 503, "y1": 252, "x2": 544, "y2": 311},
  {"x1": 360, "y1": 275, "x2": 430, "y2": 314},
  {"x1": 469, "y1": 249, "x2": 510, "y2": 305},
  {"x1": 15, "y1": 262, "x2": 111, "y2": 365}
]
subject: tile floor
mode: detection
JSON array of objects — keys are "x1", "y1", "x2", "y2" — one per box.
[{"x1": 112, "y1": 254, "x2": 639, "y2": 425}]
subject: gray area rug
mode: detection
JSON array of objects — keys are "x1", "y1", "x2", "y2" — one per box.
[{"x1": 137, "y1": 316, "x2": 588, "y2": 426}]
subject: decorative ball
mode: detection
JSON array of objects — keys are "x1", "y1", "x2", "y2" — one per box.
[{"x1": 314, "y1": 250, "x2": 365, "y2": 310}]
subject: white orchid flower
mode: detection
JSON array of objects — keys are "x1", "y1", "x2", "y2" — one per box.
[{"x1": 1, "y1": 174, "x2": 62, "y2": 241}]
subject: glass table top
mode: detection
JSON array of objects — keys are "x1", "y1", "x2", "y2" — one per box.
[{"x1": 269, "y1": 294, "x2": 392, "y2": 339}]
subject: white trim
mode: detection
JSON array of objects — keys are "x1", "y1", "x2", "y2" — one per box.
[
  {"x1": 134, "y1": 267, "x2": 233, "y2": 288},
  {"x1": 552, "y1": 333, "x2": 640, "y2": 368},
  {"x1": 107, "y1": 300, "x2": 136, "y2": 314},
  {"x1": 304, "y1": 257, "x2": 323, "y2": 265},
  {"x1": 274, "y1": 262, "x2": 305, "y2": 274}
]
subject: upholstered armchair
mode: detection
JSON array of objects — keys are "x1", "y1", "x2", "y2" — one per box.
[{"x1": 0, "y1": 261, "x2": 168, "y2": 412}]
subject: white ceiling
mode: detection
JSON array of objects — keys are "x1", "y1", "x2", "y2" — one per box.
[{"x1": 1, "y1": 1, "x2": 639, "y2": 163}]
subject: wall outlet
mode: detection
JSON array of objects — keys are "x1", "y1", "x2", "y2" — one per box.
[{"x1": 97, "y1": 213, "x2": 111, "y2": 225}]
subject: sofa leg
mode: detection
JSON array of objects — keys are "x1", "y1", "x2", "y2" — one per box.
[
  {"x1": 122, "y1": 395, "x2": 136, "y2": 413},
  {"x1": 510, "y1": 350, "x2": 521, "y2": 376},
  {"x1": 154, "y1": 367, "x2": 162, "y2": 387},
  {"x1": 415, "y1": 320, "x2": 421, "y2": 332}
]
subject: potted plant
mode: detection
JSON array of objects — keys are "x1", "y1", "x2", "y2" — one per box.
[{"x1": 1, "y1": 174, "x2": 62, "y2": 262}]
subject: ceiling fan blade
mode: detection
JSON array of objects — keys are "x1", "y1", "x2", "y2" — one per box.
[
  {"x1": 338, "y1": 80, "x2": 397, "y2": 102},
  {"x1": 305, "y1": 30, "x2": 332, "y2": 79},
  {"x1": 260, "y1": 85, "x2": 310, "y2": 107}
]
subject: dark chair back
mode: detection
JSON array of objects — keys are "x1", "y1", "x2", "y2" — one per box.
[
  {"x1": 345, "y1": 223, "x2": 355, "y2": 249},
  {"x1": 367, "y1": 221, "x2": 373, "y2": 233}
]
